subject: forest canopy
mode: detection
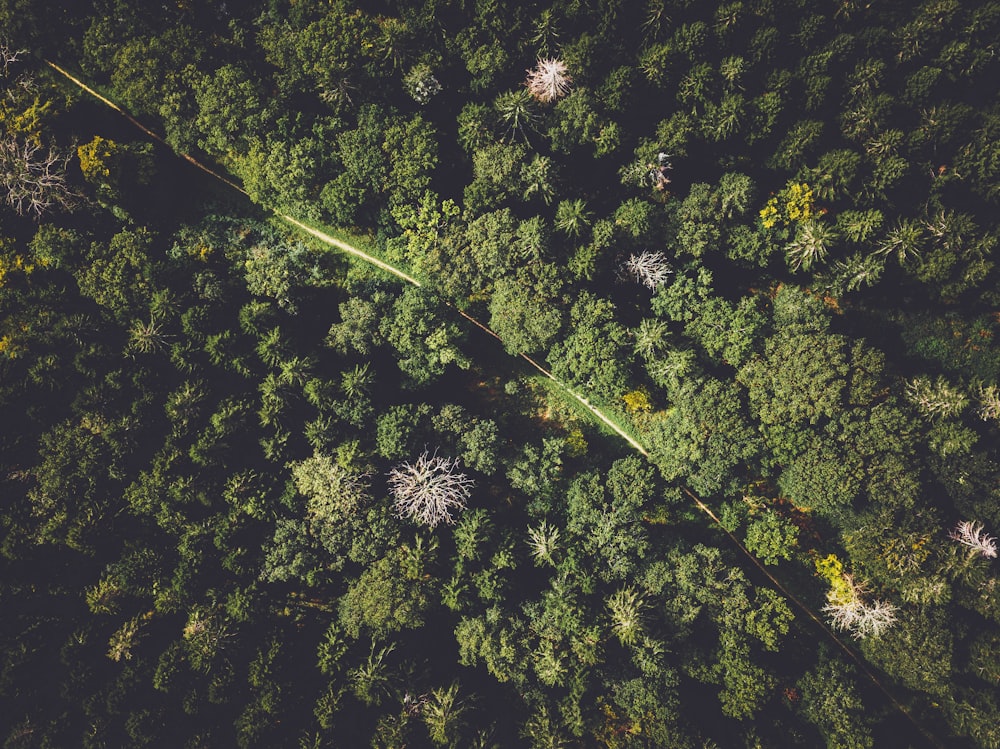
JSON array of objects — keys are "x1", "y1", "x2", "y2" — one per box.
[{"x1": 2, "y1": 1, "x2": 1000, "y2": 747}]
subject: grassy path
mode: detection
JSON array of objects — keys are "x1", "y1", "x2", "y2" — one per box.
[
  {"x1": 280, "y1": 215, "x2": 423, "y2": 287},
  {"x1": 279, "y1": 215, "x2": 650, "y2": 454},
  {"x1": 44, "y1": 59, "x2": 941, "y2": 748}
]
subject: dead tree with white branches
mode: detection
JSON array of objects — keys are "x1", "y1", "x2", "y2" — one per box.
[
  {"x1": 1, "y1": 137, "x2": 78, "y2": 218},
  {"x1": 388, "y1": 451, "x2": 474, "y2": 528},
  {"x1": 822, "y1": 575, "x2": 898, "y2": 640},
  {"x1": 949, "y1": 520, "x2": 998, "y2": 559},
  {"x1": 525, "y1": 58, "x2": 572, "y2": 103},
  {"x1": 624, "y1": 251, "x2": 673, "y2": 290},
  {"x1": 0, "y1": 40, "x2": 26, "y2": 77}
]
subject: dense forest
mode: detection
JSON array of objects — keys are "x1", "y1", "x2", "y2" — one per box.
[{"x1": 2, "y1": 0, "x2": 1000, "y2": 746}]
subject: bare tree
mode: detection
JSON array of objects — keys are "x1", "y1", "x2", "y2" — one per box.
[
  {"x1": 853, "y1": 599, "x2": 899, "y2": 638},
  {"x1": 624, "y1": 250, "x2": 673, "y2": 290},
  {"x1": 949, "y1": 520, "x2": 998, "y2": 559},
  {"x1": 0, "y1": 40, "x2": 26, "y2": 77},
  {"x1": 822, "y1": 575, "x2": 898, "y2": 639},
  {"x1": 1, "y1": 137, "x2": 78, "y2": 217},
  {"x1": 388, "y1": 451, "x2": 474, "y2": 528},
  {"x1": 525, "y1": 58, "x2": 571, "y2": 103}
]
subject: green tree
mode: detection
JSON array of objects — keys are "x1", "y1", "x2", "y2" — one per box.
[
  {"x1": 28, "y1": 419, "x2": 113, "y2": 552},
  {"x1": 739, "y1": 327, "x2": 849, "y2": 426},
  {"x1": 257, "y1": 0, "x2": 378, "y2": 107},
  {"x1": 194, "y1": 64, "x2": 268, "y2": 157},
  {"x1": 797, "y1": 655, "x2": 874, "y2": 749},
  {"x1": 488, "y1": 268, "x2": 563, "y2": 355},
  {"x1": 547, "y1": 292, "x2": 632, "y2": 403},
  {"x1": 380, "y1": 288, "x2": 470, "y2": 387},
  {"x1": 241, "y1": 238, "x2": 320, "y2": 313},
  {"x1": 77, "y1": 228, "x2": 156, "y2": 320},
  {"x1": 338, "y1": 546, "x2": 435, "y2": 639},
  {"x1": 565, "y1": 460, "x2": 650, "y2": 581},
  {"x1": 423, "y1": 682, "x2": 468, "y2": 747},
  {"x1": 859, "y1": 606, "x2": 953, "y2": 696},
  {"x1": 744, "y1": 512, "x2": 799, "y2": 566},
  {"x1": 646, "y1": 377, "x2": 759, "y2": 497},
  {"x1": 76, "y1": 135, "x2": 154, "y2": 207}
]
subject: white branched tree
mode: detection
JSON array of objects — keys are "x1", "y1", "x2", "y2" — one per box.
[
  {"x1": 949, "y1": 520, "x2": 998, "y2": 559},
  {"x1": 852, "y1": 599, "x2": 899, "y2": 638},
  {"x1": 624, "y1": 251, "x2": 673, "y2": 290},
  {"x1": 1, "y1": 40, "x2": 25, "y2": 77},
  {"x1": 1, "y1": 137, "x2": 78, "y2": 217},
  {"x1": 388, "y1": 451, "x2": 474, "y2": 528},
  {"x1": 822, "y1": 575, "x2": 898, "y2": 640},
  {"x1": 525, "y1": 58, "x2": 571, "y2": 103}
]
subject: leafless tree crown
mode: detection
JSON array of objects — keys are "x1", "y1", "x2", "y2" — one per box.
[
  {"x1": 1, "y1": 138, "x2": 78, "y2": 218},
  {"x1": 625, "y1": 251, "x2": 673, "y2": 290},
  {"x1": 949, "y1": 520, "x2": 998, "y2": 559},
  {"x1": 0, "y1": 41, "x2": 26, "y2": 77},
  {"x1": 388, "y1": 451, "x2": 474, "y2": 528},
  {"x1": 822, "y1": 575, "x2": 898, "y2": 639},
  {"x1": 526, "y1": 58, "x2": 571, "y2": 103}
]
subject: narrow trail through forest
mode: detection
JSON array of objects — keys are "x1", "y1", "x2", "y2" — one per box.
[
  {"x1": 44, "y1": 59, "x2": 941, "y2": 749},
  {"x1": 284, "y1": 217, "x2": 652, "y2": 455}
]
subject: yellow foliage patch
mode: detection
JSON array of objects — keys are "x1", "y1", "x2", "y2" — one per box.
[
  {"x1": 759, "y1": 182, "x2": 815, "y2": 229},
  {"x1": 565, "y1": 427, "x2": 588, "y2": 457},
  {"x1": 77, "y1": 135, "x2": 117, "y2": 182},
  {"x1": 813, "y1": 553, "x2": 855, "y2": 606},
  {"x1": 622, "y1": 388, "x2": 652, "y2": 414}
]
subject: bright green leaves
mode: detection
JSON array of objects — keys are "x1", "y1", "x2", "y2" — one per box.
[
  {"x1": 380, "y1": 287, "x2": 470, "y2": 388},
  {"x1": 739, "y1": 328, "x2": 850, "y2": 427},
  {"x1": 548, "y1": 292, "x2": 632, "y2": 403}
]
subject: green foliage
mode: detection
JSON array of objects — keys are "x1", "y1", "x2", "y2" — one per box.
[
  {"x1": 338, "y1": 547, "x2": 435, "y2": 639},
  {"x1": 860, "y1": 605, "x2": 955, "y2": 696},
  {"x1": 488, "y1": 268, "x2": 563, "y2": 355},
  {"x1": 77, "y1": 228, "x2": 156, "y2": 319},
  {"x1": 646, "y1": 377, "x2": 759, "y2": 497},
  {"x1": 548, "y1": 293, "x2": 632, "y2": 403},
  {"x1": 381, "y1": 288, "x2": 470, "y2": 387},
  {"x1": 743, "y1": 511, "x2": 799, "y2": 566},
  {"x1": 797, "y1": 655, "x2": 874, "y2": 749},
  {"x1": 241, "y1": 238, "x2": 319, "y2": 313},
  {"x1": 739, "y1": 326, "x2": 849, "y2": 426},
  {"x1": 6, "y1": 1, "x2": 1000, "y2": 746},
  {"x1": 194, "y1": 64, "x2": 268, "y2": 156}
]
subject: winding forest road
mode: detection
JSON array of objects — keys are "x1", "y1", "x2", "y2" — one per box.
[{"x1": 44, "y1": 58, "x2": 942, "y2": 749}]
